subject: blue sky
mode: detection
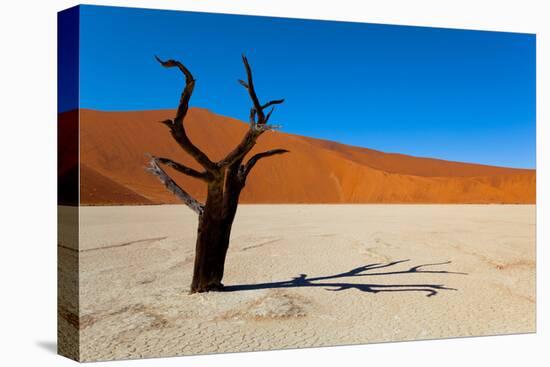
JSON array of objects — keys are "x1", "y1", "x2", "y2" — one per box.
[{"x1": 71, "y1": 5, "x2": 535, "y2": 168}]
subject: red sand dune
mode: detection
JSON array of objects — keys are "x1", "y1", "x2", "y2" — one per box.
[{"x1": 60, "y1": 108, "x2": 535, "y2": 205}]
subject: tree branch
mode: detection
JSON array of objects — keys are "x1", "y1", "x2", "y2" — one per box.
[
  {"x1": 218, "y1": 55, "x2": 285, "y2": 168},
  {"x1": 146, "y1": 156, "x2": 204, "y2": 215},
  {"x1": 218, "y1": 129, "x2": 258, "y2": 167},
  {"x1": 240, "y1": 149, "x2": 289, "y2": 181},
  {"x1": 240, "y1": 55, "x2": 265, "y2": 123},
  {"x1": 155, "y1": 56, "x2": 216, "y2": 171},
  {"x1": 153, "y1": 156, "x2": 210, "y2": 181},
  {"x1": 264, "y1": 107, "x2": 275, "y2": 124},
  {"x1": 261, "y1": 99, "x2": 285, "y2": 110}
]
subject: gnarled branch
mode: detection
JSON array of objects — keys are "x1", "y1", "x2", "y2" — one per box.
[
  {"x1": 218, "y1": 55, "x2": 285, "y2": 167},
  {"x1": 239, "y1": 149, "x2": 289, "y2": 181},
  {"x1": 155, "y1": 56, "x2": 216, "y2": 171},
  {"x1": 261, "y1": 99, "x2": 285, "y2": 110},
  {"x1": 218, "y1": 129, "x2": 258, "y2": 167},
  {"x1": 240, "y1": 55, "x2": 265, "y2": 124},
  {"x1": 264, "y1": 107, "x2": 275, "y2": 124},
  {"x1": 146, "y1": 157, "x2": 204, "y2": 215},
  {"x1": 153, "y1": 156, "x2": 210, "y2": 181}
]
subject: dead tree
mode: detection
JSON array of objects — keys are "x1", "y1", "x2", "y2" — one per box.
[{"x1": 147, "y1": 55, "x2": 288, "y2": 293}]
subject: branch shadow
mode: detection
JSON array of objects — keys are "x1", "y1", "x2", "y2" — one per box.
[{"x1": 224, "y1": 260, "x2": 466, "y2": 297}]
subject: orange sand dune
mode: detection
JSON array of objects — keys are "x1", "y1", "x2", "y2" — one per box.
[
  {"x1": 61, "y1": 108, "x2": 535, "y2": 205},
  {"x1": 80, "y1": 164, "x2": 153, "y2": 205}
]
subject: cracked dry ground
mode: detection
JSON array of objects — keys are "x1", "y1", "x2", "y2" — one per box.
[{"x1": 59, "y1": 205, "x2": 536, "y2": 361}]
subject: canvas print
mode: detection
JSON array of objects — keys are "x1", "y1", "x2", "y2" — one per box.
[{"x1": 57, "y1": 5, "x2": 536, "y2": 362}]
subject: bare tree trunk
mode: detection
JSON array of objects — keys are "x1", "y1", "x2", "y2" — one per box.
[
  {"x1": 190, "y1": 177, "x2": 224, "y2": 292},
  {"x1": 190, "y1": 163, "x2": 244, "y2": 293},
  {"x1": 191, "y1": 214, "x2": 227, "y2": 292}
]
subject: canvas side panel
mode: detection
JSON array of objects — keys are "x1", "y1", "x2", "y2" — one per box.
[{"x1": 57, "y1": 5, "x2": 80, "y2": 362}]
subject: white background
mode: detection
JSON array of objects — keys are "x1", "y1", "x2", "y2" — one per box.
[{"x1": 0, "y1": 0, "x2": 547, "y2": 365}]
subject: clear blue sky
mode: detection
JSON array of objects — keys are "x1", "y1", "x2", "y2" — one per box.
[{"x1": 71, "y1": 5, "x2": 536, "y2": 168}]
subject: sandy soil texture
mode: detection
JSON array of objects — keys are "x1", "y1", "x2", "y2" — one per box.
[{"x1": 59, "y1": 204, "x2": 535, "y2": 361}]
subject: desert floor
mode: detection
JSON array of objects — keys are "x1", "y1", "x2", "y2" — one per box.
[{"x1": 60, "y1": 205, "x2": 536, "y2": 361}]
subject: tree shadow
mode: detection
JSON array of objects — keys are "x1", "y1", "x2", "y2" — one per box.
[{"x1": 223, "y1": 260, "x2": 466, "y2": 297}]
